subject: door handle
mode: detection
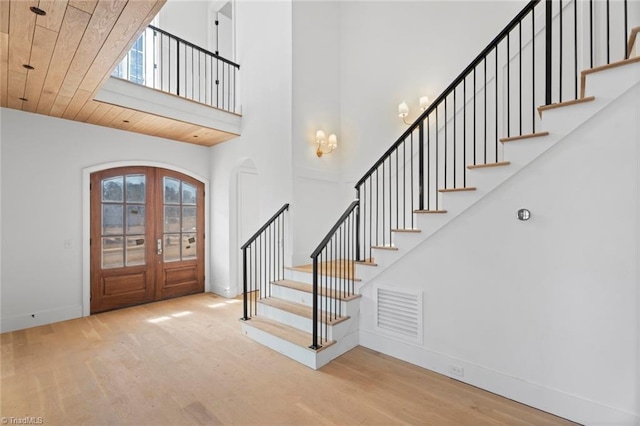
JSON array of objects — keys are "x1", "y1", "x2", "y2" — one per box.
[{"x1": 157, "y1": 238, "x2": 163, "y2": 255}]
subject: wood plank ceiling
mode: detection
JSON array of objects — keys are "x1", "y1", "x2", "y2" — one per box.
[{"x1": 0, "y1": 0, "x2": 238, "y2": 147}]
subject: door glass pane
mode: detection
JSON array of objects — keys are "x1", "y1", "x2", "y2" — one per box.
[
  {"x1": 182, "y1": 233, "x2": 197, "y2": 260},
  {"x1": 126, "y1": 236, "x2": 145, "y2": 266},
  {"x1": 182, "y1": 206, "x2": 196, "y2": 232},
  {"x1": 164, "y1": 206, "x2": 181, "y2": 233},
  {"x1": 126, "y1": 205, "x2": 145, "y2": 234},
  {"x1": 182, "y1": 182, "x2": 196, "y2": 205},
  {"x1": 102, "y1": 176, "x2": 124, "y2": 202},
  {"x1": 126, "y1": 175, "x2": 145, "y2": 203},
  {"x1": 164, "y1": 177, "x2": 180, "y2": 204},
  {"x1": 163, "y1": 234, "x2": 181, "y2": 262},
  {"x1": 102, "y1": 237, "x2": 124, "y2": 268},
  {"x1": 102, "y1": 205, "x2": 123, "y2": 235}
]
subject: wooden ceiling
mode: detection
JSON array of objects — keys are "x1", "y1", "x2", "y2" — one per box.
[{"x1": 0, "y1": 0, "x2": 238, "y2": 147}]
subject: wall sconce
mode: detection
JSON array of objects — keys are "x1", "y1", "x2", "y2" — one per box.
[
  {"x1": 398, "y1": 96, "x2": 430, "y2": 125},
  {"x1": 315, "y1": 130, "x2": 337, "y2": 157},
  {"x1": 517, "y1": 208, "x2": 531, "y2": 221}
]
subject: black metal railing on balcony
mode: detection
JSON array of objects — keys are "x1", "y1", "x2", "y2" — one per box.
[
  {"x1": 241, "y1": 204, "x2": 289, "y2": 322},
  {"x1": 353, "y1": 0, "x2": 633, "y2": 263},
  {"x1": 113, "y1": 25, "x2": 240, "y2": 113},
  {"x1": 309, "y1": 201, "x2": 359, "y2": 349}
]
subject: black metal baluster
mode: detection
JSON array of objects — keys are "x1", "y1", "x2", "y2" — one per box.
[
  {"x1": 426, "y1": 117, "x2": 430, "y2": 210},
  {"x1": 418, "y1": 124, "x2": 424, "y2": 211},
  {"x1": 559, "y1": 0, "x2": 563, "y2": 103},
  {"x1": 444, "y1": 96, "x2": 449, "y2": 189},
  {"x1": 546, "y1": 0, "x2": 553, "y2": 105},
  {"x1": 590, "y1": 0, "x2": 594, "y2": 68},
  {"x1": 484, "y1": 57, "x2": 487, "y2": 163},
  {"x1": 454, "y1": 87, "x2": 457, "y2": 187},
  {"x1": 473, "y1": 67, "x2": 477, "y2": 165},
  {"x1": 495, "y1": 45, "x2": 498, "y2": 162},
  {"x1": 519, "y1": 21, "x2": 523, "y2": 134},
  {"x1": 463, "y1": 77, "x2": 467, "y2": 187},
  {"x1": 624, "y1": 0, "x2": 628, "y2": 58},
  {"x1": 507, "y1": 33, "x2": 510, "y2": 137},
  {"x1": 606, "y1": 0, "x2": 610, "y2": 64},
  {"x1": 395, "y1": 149, "x2": 399, "y2": 230},
  {"x1": 176, "y1": 41, "x2": 180, "y2": 96},
  {"x1": 410, "y1": 132, "x2": 414, "y2": 220},
  {"x1": 574, "y1": 0, "x2": 578, "y2": 99},
  {"x1": 436, "y1": 105, "x2": 439, "y2": 210},
  {"x1": 403, "y1": 140, "x2": 406, "y2": 228},
  {"x1": 532, "y1": 9, "x2": 536, "y2": 133},
  {"x1": 445, "y1": 96, "x2": 448, "y2": 188},
  {"x1": 376, "y1": 169, "x2": 379, "y2": 247}
]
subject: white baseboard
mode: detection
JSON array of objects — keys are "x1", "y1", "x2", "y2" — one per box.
[
  {"x1": 1, "y1": 304, "x2": 83, "y2": 333},
  {"x1": 210, "y1": 283, "x2": 236, "y2": 298},
  {"x1": 359, "y1": 329, "x2": 639, "y2": 426}
]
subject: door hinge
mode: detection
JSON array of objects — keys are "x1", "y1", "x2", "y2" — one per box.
[
  {"x1": 89, "y1": 183, "x2": 92, "y2": 191},
  {"x1": 89, "y1": 238, "x2": 92, "y2": 246}
]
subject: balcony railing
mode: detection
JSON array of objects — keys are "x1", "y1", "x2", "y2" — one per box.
[{"x1": 113, "y1": 25, "x2": 240, "y2": 114}]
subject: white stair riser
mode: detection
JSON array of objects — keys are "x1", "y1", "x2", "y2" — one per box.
[
  {"x1": 241, "y1": 322, "x2": 319, "y2": 369},
  {"x1": 284, "y1": 268, "x2": 314, "y2": 283},
  {"x1": 242, "y1": 321, "x2": 360, "y2": 370},
  {"x1": 271, "y1": 285, "x2": 360, "y2": 316},
  {"x1": 584, "y1": 61, "x2": 640, "y2": 103},
  {"x1": 257, "y1": 302, "x2": 354, "y2": 341}
]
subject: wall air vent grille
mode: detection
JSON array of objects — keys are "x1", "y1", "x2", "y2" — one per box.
[{"x1": 376, "y1": 286, "x2": 423, "y2": 344}]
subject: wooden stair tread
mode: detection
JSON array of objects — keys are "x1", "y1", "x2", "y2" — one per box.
[
  {"x1": 391, "y1": 228, "x2": 421, "y2": 233},
  {"x1": 467, "y1": 161, "x2": 510, "y2": 170},
  {"x1": 273, "y1": 279, "x2": 361, "y2": 301},
  {"x1": 500, "y1": 132, "x2": 549, "y2": 143},
  {"x1": 627, "y1": 27, "x2": 639, "y2": 58},
  {"x1": 438, "y1": 187, "x2": 477, "y2": 193},
  {"x1": 354, "y1": 260, "x2": 378, "y2": 267},
  {"x1": 286, "y1": 261, "x2": 362, "y2": 282},
  {"x1": 580, "y1": 56, "x2": 640, "y2": 97},
  {"x1": 243, "y1": 316, "x2": 335, "y2": 352},
  {"x1": 371, "y1": 245, "x2": 399, "y2": 251},
  {"x1": 259, "y1": 297, "x2": 350, "y2": 326},
  {"x1": 537, "y1": 96, "x2": 595, "y2": 116},
  {"x1": 414, "y1": 209, "x2": 447, "y2": 214}
]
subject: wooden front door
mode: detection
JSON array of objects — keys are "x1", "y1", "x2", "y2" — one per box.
[{"x1": 90, "y1": 167, "x2": 204, "y2": 314}]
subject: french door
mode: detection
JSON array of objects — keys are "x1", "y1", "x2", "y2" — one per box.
[{"x1": 90, "y1": 166, "x2": 204, "y2": 314}]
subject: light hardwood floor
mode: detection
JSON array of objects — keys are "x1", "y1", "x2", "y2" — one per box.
[{"x1": 1, "y1": 293, "x2": 575, "y2": 425}]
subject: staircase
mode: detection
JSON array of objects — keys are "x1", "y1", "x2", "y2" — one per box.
[
  {"x1": 241, "y1": 265, "x2": 361, "y2": 369},
  {"x1": 239, "y1": 0, "x2": 640, "y2": 374}
]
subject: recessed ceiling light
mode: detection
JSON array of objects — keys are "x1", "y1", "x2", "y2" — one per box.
[
  {"x1": 23, "y1": 64, "x2": 34, "y2": 70},
  {"x1": 29, "y1": 6, "x2": 46, "y2": 16},
  {"x1": 19, "y1": 97, "x2": 28, "y2": 101}
]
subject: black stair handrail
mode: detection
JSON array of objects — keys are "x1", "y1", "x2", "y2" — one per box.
[
  {"x1": 241, "y1": 203, "x2": 290, "y2": 322},
  {"x1": 355, "y1": 0, "x2": 540, "y2": 189},
  {"x1": 148, "y1": 24, "x2": 240, "y2": 69},
  {"x1": 309, "y1": 200, "x2": 359, "y2": 349},
  {"x1": 241, "y1": 203, "x2": 289, "y2": 250}
]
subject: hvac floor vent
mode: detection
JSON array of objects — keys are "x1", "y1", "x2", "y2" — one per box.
[{"x1": 376, "y1": 287, "x2": 423, "y2": 344}]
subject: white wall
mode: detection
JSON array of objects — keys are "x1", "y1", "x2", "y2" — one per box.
[
  {"x1": 157, "y1": 0, "x2": 212, "y2": 50},
  {"x1": 358, "y1": 84, "x2": 640, "y2": 424},
  {"x1": 209, "y1": 0, "x2": 293, "y2": 297},
  {"x1": 338, "y1": 1, "x2": 527, "y2": 188},
  {"x1": 291, "y1": 1, "x2": 347, "y2": 265},
  {"x1": 0, "y1": 109, "x2": 211, "y2": 332}
]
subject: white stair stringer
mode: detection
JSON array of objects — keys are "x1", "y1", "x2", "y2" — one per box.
[{"x1": 355, "y1": 59, "x2": 640, "y2": 286}]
